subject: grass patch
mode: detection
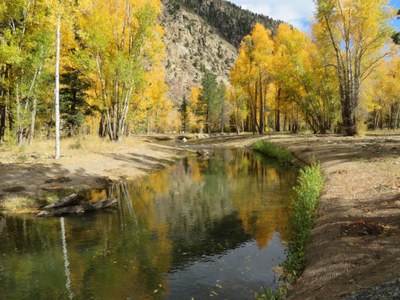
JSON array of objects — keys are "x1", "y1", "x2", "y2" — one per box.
[
  {"x1": 253, "y1": 140, "x2": 293, "y2": 166},
  {"x1": 284, "y1": 163, "x2": 324, "y2": 280},
  {"x1": 2, "y1": 196, "x2": 43, "y2": 213},
  {"x1": 256, "y1": 286, "x2": 287, "y2": 300}
]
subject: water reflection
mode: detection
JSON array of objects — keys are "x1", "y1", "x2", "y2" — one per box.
[{"x1": 0, "y1": 149, "x2": 295, "y2": 299}]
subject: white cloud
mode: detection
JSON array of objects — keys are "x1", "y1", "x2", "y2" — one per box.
[{"x1": 229, "y1": 0, "x2": 315, "y2": 32}]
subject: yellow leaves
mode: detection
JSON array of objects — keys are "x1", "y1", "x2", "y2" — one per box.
[
  {"x1": 362, "y1": 58, "x2": 400, "y2": 114},
  {"x1": 188, "y1": 85, "x2": 203, "y2": 132},
  {"x1": 189, "y1": 86, "x2": 202, "y2": 108}
]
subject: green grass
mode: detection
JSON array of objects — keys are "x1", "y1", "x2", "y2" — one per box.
[
  {"x1": 284, "y1": 163, "x2": 324, "y2": 279},
  {"x1": 253, "y1": 140, "x2": 293, "y2": 166},
  {"x1": 255, "y1": 286, "x2": 287, "y2": 300}
]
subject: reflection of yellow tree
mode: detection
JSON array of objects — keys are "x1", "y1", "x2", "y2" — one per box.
[
  {"x1": 226, "y1": 151, "x2": 291, "y2": 249},
  {"x1": 59, "y1": 174, "x2": 177, "y2": 299}
]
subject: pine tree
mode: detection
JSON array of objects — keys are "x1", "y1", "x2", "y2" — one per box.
[{"x1": 180, "y1": 95, "x2": 189, "y2": 133}]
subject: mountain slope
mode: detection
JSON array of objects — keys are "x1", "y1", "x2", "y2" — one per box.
[
  {"x1": 161, "y1": 0, "x2": 281, "y2": 103},
  {"x1": 166, "y1": 0, "x2": 281, "y2": 47}
]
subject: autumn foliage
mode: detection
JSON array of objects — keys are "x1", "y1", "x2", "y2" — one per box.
[{"x1": 0, "y1": 0, "x2": 175, "y2": 145}]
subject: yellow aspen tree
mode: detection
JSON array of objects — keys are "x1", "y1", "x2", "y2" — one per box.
[
  {"x1": 189, "y1": 85, "x2": 203, "y2": 132},
  {"x1": 315, "y1": 0, "x2": 398, "y2": 135},
  {"x1": 363, "y1": 58, "x2": 400, "y2": 129},
  {"x1": 228, "y1": 86, "x2": 247, "y2": 134},
  {"x1": 273, "y1": 23, "x2": 340, "y2": 133},
  {"x1": 77, "y1": 0, "x2": 164, "y2": 141},
  {"x1": 230, "y1": 23, "x2": 274, "y2": 134}
]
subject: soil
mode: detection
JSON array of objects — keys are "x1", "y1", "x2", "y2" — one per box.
[
  {"x1": 0, "y1": 136, "x2": 191, "y2": 212},
  {"x1": 1, "y1": 133, "x2": 399, "y2": 298}
]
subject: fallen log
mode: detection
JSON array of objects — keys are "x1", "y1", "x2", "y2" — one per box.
[
  {"x1": 37, "y1": 205, "x2": 84, "y2": 217},
  {"x1": 43, "y1": 193, "x2": 78, "y2": 210},
  {"x1": 83, "y1": 198, "x2": 118, "y2": 211},
  {"x1": 37, "y1": 198, "x2": 117, "y2": 217}
]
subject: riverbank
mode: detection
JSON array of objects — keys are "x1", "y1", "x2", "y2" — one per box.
[
  {"x1": 188, "y1": 134, "x2": 400, "y2": 300},
  {"x1": 0, "y1": 136, "x2": 190, "y2": 213},
  {"x1": 190, "y1": 133, "x2": 400, "y2": 298},
  {"x1": 267, "y1": 135, "x2": 400, "y2": 299},
  {"x1": 1, "y1": 133, "x2": 399, "y2": 298}
]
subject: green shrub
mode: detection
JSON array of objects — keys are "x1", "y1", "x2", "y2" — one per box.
[
  {"x1": 284, "y1": 163, "x2": 323, "y2": 279},
  {"x1": 253, "y1": 141, "x2": 324, "y2": 296},
  {"x1": 253, "y1": 140, "x2": 293, "y2": 166}
]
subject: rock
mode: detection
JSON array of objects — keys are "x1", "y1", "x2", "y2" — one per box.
[
  {"x1": 182, "y1": 138, "x2": 187, "y2": 142},
  {"x1": 2, "y1": 186, "x2": 26, "y2": 193},
  {"x1": 196, "y1": 134, "x2": 210, "y2": 139},
  {"x1": 197, "y1": 149, "x2": 210, "y2": 157},
  {"x1": 44, "y1": 177, "x2": 71, "y2": 184},
  {"x1": 161, "y1": 7, "x2": 237, "y2": 103}
]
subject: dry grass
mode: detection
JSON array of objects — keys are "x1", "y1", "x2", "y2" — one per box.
[{"x1": 0, "y1": 135, "x2": 144, "y2": 163}]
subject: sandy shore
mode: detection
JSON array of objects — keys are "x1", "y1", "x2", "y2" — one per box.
[{"x1": 1, "y1": 133, "x2": 399, "y2": 298}]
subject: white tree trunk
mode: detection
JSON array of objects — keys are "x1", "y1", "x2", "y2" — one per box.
[{"x1": 55, "y1": 9, "x2": 61, "y2": 159}]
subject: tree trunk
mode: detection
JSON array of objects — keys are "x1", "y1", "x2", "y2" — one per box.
[
  {"x1": 28, "y1": 97, "x2": 37, "y2": 144},
  {"x1": 275, "y1": 87, "x2": 281, "y2": 132},
  {"x1": 258, "y1": 78, "x2": 264, "y2": 134},
  {"x1": 341, "y1": 95, "x2": 357, "y2": 136},
  {"x1": 54, "y1": 9, "x2": 61, "y2": 159},
  {"x1": 394, "y1": 103, "x2": 400, "y2": 129}
]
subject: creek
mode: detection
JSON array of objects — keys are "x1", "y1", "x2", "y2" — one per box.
[{"x1": 0, "y1": 149, "x2": 296, "y2": 299}]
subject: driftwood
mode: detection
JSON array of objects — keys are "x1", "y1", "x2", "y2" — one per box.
[
  {"x1": 37, "y1": 205, "x2": 84, "y2": 217},
  {"x1": 43, "y1": 193, "x2": 79, "y2": 210},
  {"x1": 82, "y1": 198, "x2": 118, "y2": 211},
  {"x1": 37, "y1": 198, "x2": 117, "y2": 217}
]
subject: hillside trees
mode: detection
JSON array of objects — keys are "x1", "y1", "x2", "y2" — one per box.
[{"x1": 315, "y1": 0, "x2": 397, "y2": 135}]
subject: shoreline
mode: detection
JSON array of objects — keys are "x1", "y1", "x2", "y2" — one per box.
[
  {"x1": 0, "y1": 136, "x2": 191, "y2": 213},
  {"x1": 1, "y1": 133, "x2": 399, "y2": 298},
  {"x1": 265, "y1": 135, "x2": 400, "y2": 299}
]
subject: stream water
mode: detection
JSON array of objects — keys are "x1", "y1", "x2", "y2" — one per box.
[{"x1": 0, "y1": 149, "x2": 296, "y2": 299}]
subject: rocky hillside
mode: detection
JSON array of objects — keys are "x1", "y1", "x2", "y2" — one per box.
[
  {"x1": 166, "y1": 0, "x2": 281, "y2": 47},
  {"x1": 160, "y1": 0, "x2": 281, "y2": 103}
]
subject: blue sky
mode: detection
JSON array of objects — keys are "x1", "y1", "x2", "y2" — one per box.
[{"x1": 229, "y1": 0, "x2": 400, "y2": 33}]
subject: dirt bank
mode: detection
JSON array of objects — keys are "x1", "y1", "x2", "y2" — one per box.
[
  {"x1": 267, "y1": 135, "x2": 400, "y2": 299},
  {"x1": 0, "y1": 136, "x2": 190, "y2": 212}
]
